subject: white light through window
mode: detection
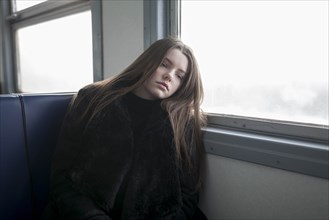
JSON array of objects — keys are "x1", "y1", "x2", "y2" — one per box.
[
  {"x1": 181, "y1": 0, "x2": 328, "y2": 126},
  {"x1": 16, "y1": 11, "x2": 93, "y2": 93},
  {"x1": 14, "y1": 0, "x2": 48, "y2": 11}
]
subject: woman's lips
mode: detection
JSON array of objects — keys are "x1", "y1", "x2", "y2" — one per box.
[{"x1": 157, "y1": 82, "x2": 169, "y2": 91}]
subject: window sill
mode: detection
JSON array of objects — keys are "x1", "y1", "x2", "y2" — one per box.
[{"x1": 203, "y1": 126, "x2": 329, "y2": 179}]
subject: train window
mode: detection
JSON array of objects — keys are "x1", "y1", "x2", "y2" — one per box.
[
  {"x1": 12, "y1": 0, "x2": 47, "y2": 12},
  {"x1": 180, "y1": 0, "x2": 328, "y2": 140},
  {"x1": 1, "y1": 0, "x2": 101, "y2": 93},
  {"x1": 16, "y1": 11, "x2": 92, "y2": 92}
]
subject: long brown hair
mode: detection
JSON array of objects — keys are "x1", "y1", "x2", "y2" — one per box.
[{"x1": 77, "y1": 37, "x2": 206, "y2": 184}]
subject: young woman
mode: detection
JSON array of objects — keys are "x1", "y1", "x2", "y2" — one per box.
[{"x1": 43, "y1": 37, "x2": 207, "y2": 220}]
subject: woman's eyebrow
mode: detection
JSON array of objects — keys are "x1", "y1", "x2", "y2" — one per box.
[{"x1": 164, "y1": 57, "x2": 186, "y2": 74}]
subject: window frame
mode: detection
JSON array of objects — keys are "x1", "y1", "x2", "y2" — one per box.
[
  {"x1": 171, "y1": 0, "x2": 328, "y2": 179},
  {"x1": 208, "y1": 114, "x2": 328, "y2": 144},
  {"x1": 0, "y1": 0, "x2": 103, "y2": 93},
  {"x1": 143, "y1": 0, "x2": 179, "y2": 49}
]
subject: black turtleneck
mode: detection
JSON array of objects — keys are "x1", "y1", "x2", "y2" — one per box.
[
  {"x1": 123, "y1": 92, "x2": 161, "y2": 140},
  {"x1": 111, "y1": 93, "x2": 162, "y2": 219}
]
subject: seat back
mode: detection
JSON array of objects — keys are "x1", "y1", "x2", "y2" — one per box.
[
  {"x1": 0, "y1": 93, "x2": 73, "y2": 220},
  {"x1": 22, "y1": 94, "x2": 73, "y2": 219},
  {"x1": 0, "y1": 95, "x2": 32, "y2": 220}
]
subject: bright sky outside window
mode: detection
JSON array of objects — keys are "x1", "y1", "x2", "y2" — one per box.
[
  {"x1": 16, "y1": 11, "x2": 93, "y2": 92},
  {"x1": 14, "y1": 0, "x2": 48, "y2": 11},
  {"x1": 181, "y1": 0, "x2": 328, "y2": 126}
]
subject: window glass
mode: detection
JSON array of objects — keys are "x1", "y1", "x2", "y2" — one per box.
[
  {"x1": 181, "y1": 0, "x2": 328, "y2": 126},
  {"x1": 14, "y1": 0, "x2": 48, "y2": 11},
  {"x1": 16, "y1": 11, "x2": 93, "y2": 93}
]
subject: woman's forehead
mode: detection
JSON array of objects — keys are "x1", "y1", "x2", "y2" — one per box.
[{"x1": 163, "y1": 48, "x2": 189, "y2": 73}]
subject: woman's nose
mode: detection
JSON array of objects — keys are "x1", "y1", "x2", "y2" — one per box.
[{"x1": 163, "y1": 71, "x2": 173, "y2": 81}]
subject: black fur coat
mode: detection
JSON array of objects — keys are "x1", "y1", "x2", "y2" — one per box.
[{"x1": 43, "y1": 85, "x2": 201, "y2": 220}]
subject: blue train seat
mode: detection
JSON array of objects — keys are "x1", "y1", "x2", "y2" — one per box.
[
  {"x1": 0, "y1": 93, "x2": 73, "y2": 220},
  {"x1": 0, "y1": 94, "x2": 32, "y2": 220}
]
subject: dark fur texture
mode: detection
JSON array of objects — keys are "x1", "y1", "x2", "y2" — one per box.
[{"x1": 45, "y1": 86, "x2": 199, "y2": 220}]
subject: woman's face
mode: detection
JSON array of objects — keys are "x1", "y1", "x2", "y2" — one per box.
[{"x1": 134, "y1": 48, "x2": 188, "y2": 100}]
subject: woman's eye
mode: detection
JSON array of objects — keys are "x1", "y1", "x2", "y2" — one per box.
[
  {"x1": 161, "y1": 62, "x2": 167, "y2": 68},
  {"x1": 176, "y1": 74, "x2": 183, "y2": 80}
]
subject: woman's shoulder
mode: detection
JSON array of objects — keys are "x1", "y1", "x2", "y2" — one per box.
[
  {"x1": 69, "y1": 83, "x2": 104, "y2": 110},
  {"x1": 78, "y1": 82, "x2": 102, "y2": 96}
]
